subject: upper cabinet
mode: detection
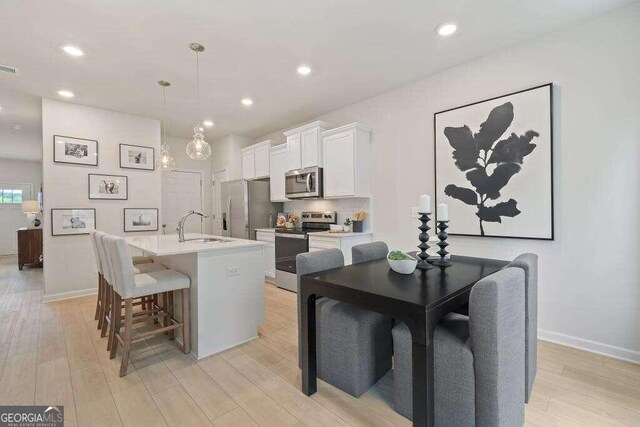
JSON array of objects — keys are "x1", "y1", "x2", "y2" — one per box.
[
  {"x1": 284, "y1": 121, "x2": 331, "y2": 171},
  {"x1": 242, "y1": 140, "x2": 271, "y2": 180},
  {"x1": 269, "y1": 144, "x2": 288, "y2": 202},
  {"x1": 322, "y1": 123, "x2": 372, "y2": 199}
]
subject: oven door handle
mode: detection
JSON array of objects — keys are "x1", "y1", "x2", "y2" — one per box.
[{"x1": 276, "y1": 234, "x2": 307, "y2": 240}]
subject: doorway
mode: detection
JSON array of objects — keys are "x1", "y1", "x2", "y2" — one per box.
[
  {"x1": 212, "y1": 169, "x2": 228, "y2": 235},
  {"x1": 0, "y1": 183, "x2": 32, "y2": 255},
  {"x1": 161, "y1": 170, "x2": 203, "y2": 235}
]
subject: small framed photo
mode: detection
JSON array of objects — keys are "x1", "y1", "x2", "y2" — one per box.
[
  {"x1": 124, "y1": 208, "x2": 158, "y2": 232},
  {"x1": 120, "y1": 144, "x2": 155, "y2": 171},
  {"x1": 88, "y1": 174, "x2": 128, "y2": 200},
  {"x1": 51, "y1": 208, "x2": 96, "y2": 236},
  {"x1": 54, "y1": 135, "x2": 98, "y2": 166}
]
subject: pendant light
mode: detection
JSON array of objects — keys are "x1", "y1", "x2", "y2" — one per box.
[
  {"x1": 157, "y1": 80, "x2": 175, "y2": 171},
  {"x1": 186, "y1": 43, "x2": 211, "y2": 160}
]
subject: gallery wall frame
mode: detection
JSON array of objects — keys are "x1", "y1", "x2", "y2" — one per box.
[
  {"x1": 120, "y1": 144, "x2": 155, "y2": 171},
  {"x1": 433, "y1": 83, "x2": 554, "y2": 240},
  {"x1": 53, "y1": 135, "x2": 99, "y2": 166},
  {"x1": 88, "y1": 173, "x2": 129, "y2": 200},
  {"x1": 123, "y1": 208, "x2": 158, "y2": 232},
  {"x1": 51, "y1": 208, "x2": 96, "y2": 236}
]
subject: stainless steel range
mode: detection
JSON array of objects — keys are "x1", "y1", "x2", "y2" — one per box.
[{"x1": 274, "y1": 211, "x2": 336, "y2": 292}]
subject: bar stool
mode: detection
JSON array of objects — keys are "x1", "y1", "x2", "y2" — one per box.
[
  {"x1": 94, "y1": 231, "x2": 166, "y2": 348},
  {"x1": 90, "y1": 230, "x2": 157, "y2": 332},
  {"x1": 104, "y1": 235, "x2": 191, "y2": 376}
]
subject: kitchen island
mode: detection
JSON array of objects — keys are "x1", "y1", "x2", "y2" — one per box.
[{"x1": 125, "y1": 233, "x2": 266, "y2": 359}]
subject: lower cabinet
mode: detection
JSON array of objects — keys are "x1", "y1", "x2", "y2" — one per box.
[
  {"x1": 256, "y1": 230, "x2": 276, "y2": 283},
  {"x1": 308, "y1": 233, "x2": 373, "y2": 265}
]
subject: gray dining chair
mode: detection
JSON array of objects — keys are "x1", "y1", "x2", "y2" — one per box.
[
  {"x1": 392, "y1": 267, "x2": 526, "y2": 425},
  {"x1": 297, "y1": 249, "x2": 394, "y2": 397},
  {"x1": 505, "y1": 253, "x2": 538, "y2": 402},
  {"x1": 352, "y1": 241, "x2": 389, "y2": 264}
]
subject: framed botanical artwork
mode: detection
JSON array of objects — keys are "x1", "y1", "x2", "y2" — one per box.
[
  {"x1": 434, "y1": 83, "x2": 553, "y2": 240},
  {"x1": 88, "y1": 174, "x2": 128, "y2": 200},
  {"x1": 120, "y1": 144, "x2": 155, "y2": 171},
  {"x1": 51, "y1": 208, "x2": 96, "y2": 236},
  {"x1": 53, "y1": 135, "x2": 98, "y2": 166},
  {"x1": 124, "y1": 208, "x2": 158, "y2": 232}
]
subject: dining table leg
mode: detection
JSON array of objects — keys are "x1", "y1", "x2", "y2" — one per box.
[
  {"x1": 411, "y1": 320, "x2": 435, "y2": 427},
  {"x1": 301, "y1": 289, "x2": 317, "y2": 396}
]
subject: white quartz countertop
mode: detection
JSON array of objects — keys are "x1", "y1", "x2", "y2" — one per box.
[
  {"x1": 255, "y1": 228, "x2": 276, "y2": 233},
  {"x1": 308, "y1": 231, "x2": 373, "y2": 238},
  {"x1": 125, "y1": 234, "x2": 265, "y2": 256}
]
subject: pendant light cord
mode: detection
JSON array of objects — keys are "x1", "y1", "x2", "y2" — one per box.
[
  {"x1": 196, "y1": 51, "x2": 200, "y2": 123},
  {"x1": 162, "y1": 86, "x2": 166, "y2": 145}
]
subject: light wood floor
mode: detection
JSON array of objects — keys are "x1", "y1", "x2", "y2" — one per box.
[{"x1": 1, "y1": 256, "x2": 639, "y2": 426}]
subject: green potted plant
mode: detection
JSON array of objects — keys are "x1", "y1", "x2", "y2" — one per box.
[{"x1": 343, "y1": 218, "x2": 353, "y2": 232}]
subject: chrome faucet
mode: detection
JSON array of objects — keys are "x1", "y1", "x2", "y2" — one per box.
[{"x1": 177, "y1": 210, "x2": 210, "y2": 242}]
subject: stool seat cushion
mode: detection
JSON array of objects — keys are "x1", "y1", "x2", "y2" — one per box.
[
  {"x1": 126, "y1": 269, "x2": 190, "y2": 299},
  {"x1": 133, "y1": 263, "x2": 167, "y2": 274},
  {"x1": 132, "y1": 256, "x2": 153, "y2": 265}
]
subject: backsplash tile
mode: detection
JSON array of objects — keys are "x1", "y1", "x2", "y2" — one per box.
[{"x1": 284, "y1": 199, "x2": 372, "y2": 231}]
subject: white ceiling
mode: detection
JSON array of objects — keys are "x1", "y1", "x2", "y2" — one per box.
[{"x1": 0, "y1": 0, "x2": 634, "y2": 161}]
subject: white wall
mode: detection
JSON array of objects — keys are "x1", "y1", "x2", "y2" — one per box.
[
  {"x1": 0, "y1": 158, "x2": 42, "y2": 196},
  {"x1": 164, "y1": 135, "x2": 213, "y2": 233},
  {"x1": 42, "y1": 99, "x2": 161, "y2": 300},
  {"x1": 211, "y1": 134, "x2": 256, "y2": 180},
  {"x1": 255, "y1": 5, "x2": 640, "y2": 361}
]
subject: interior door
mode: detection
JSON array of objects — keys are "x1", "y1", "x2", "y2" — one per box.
[
  {"x1": 0, "y1": 183, "x2": 32, "y2": 255},
  {"x1": 213, "y1": 169, "x2": 228, "y2": 235},
  {"x1": 161, "y1": 170, "x2": 203, "y2": 235}
]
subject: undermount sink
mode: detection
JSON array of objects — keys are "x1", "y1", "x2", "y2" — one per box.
[{"x1": 182, "y1": 237, "x2": 232, "y2": 243}]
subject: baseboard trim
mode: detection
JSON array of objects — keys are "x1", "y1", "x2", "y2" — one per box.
[
  {"x1": 538, "y1": 329, "x2": 640, "y2": 365},
  {"x1": 43, "y1": 287, "x2": 97, "y2": 303}
]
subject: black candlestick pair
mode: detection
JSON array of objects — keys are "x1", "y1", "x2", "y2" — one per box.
[{"x1": 416, "y1": 212, "x2": 451, "y2": 269}]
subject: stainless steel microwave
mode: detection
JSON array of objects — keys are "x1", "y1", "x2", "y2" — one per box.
[{"x1": 285, "y1": 166, "x2": 323, "y2": 199}]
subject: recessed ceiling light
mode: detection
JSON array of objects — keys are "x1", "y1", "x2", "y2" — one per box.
[
  {"x1": 12, "y1": 123, "x2": 22, "y2": 131},
  {"x1": 203, "y1": 120, "x2": 214, "y2": 127},
  {"x1": 61, "y1": 45, "x2": 84, "y2": 57},
  {"x1": 436, "y1": 22, "x2": 457, "y2": 36},
  {"x1": 241, "y1": 98, "x2": 253, "y2": 106},
  {"x1": 297, "y1": 65, "x2": 312, "y2": 75},
  {"x1": 57, "y1": 90, "x2": 74, "y2": 98}
]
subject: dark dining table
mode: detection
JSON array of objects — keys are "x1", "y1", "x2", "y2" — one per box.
[{"x1": 300, "y1": 254, "x2": 509, "y2": 427}]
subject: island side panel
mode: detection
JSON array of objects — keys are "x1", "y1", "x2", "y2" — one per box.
[
  {"x1": 148, "y1": 253, "x2": 199, "y2": 354},
  {"x1": 195, "y1": 245, "x2": 265, "y2": 359}
]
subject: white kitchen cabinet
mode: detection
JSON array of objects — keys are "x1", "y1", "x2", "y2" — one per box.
[
  {"x1": 269, "y1": 144, "x2": 288, "y2": 202},
  {"x1": 284, "y1": 121, "x2": 331, "y2": 171},
  {"x1": 322, "y1": 123, "x2": 372, "y2": 199},
  {"x1": 308, "y1": 232, "x2": 373, "y2": 265},
  {"x1": 256, "y1": 229, "x2": 276, "y2": 283},
  {"x1": 242, "y1": 140, "x2": 271, "y2": 180}
]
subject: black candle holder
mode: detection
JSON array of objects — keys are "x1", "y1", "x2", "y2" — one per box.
[
  {"x1": 416, "y1": 212, "x2": 434, "y2": 270},
  {"x1": 433, "y1": 220, "x2": 452, "y2": 267}
]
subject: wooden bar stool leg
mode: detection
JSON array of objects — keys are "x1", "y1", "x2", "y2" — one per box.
[
  {"x1": 152, "y1": 294, "x2": 159, "y2": 324},
  {"x1": 109, "y1": 291, "x2": 122, "y2": 359},
  {"x1": 119, "y1": 298, "x2": 133, "y2": 377},
  {"x1": 95, "y1": 273, "x2": 102, "y2": 322},
  {"x1": 101, "y1": 282, "x2": 111, "y2": 338},
  {"x1": 181, "y1": 288, "x2": 191, "y2": 354},
  {"x1": 167, "y1": 292, "x2": 175, "y2": 340},
  {"x1": 162, "y1": 292, "x2": 169, "y2": 332}
]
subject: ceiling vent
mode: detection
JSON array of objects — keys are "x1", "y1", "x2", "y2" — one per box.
[{"x1": 0, "y1": 64, "x2": 19, "y2": 76}]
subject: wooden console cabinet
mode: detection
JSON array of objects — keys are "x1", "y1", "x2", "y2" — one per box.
[{"x1": 17, "y1": 227, "x2": 42, "y2": 270}]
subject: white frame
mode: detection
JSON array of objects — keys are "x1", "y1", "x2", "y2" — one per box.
[{"x1": 51, "y1": 208, "x2": 96, "y2": 236}]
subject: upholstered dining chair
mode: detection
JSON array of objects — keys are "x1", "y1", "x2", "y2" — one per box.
[
  {"x1": 103, "y1": 235, "x2": 191, "y2": 376},
  {"x1": 392, "y1": 267, "x2": 526, "y2": 425},
  {"x1": 505, "y1": 253, "x2": 538, "y2": 402},
  {"x1": 351, "y1": 241, "x2": 389, "y2": 264},
  {"x1": 296, "y1": 248, "x2": 394, "y2": 397}
]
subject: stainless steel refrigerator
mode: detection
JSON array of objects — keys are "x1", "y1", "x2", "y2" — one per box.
[{"x1": 220, "y1": 179, "x2": 282, "y2": 240}]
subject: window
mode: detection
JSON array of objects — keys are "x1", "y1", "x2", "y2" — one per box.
[{"x1": 0, "y1": 189, "x2": 23, "y2": 204}]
